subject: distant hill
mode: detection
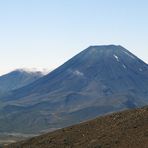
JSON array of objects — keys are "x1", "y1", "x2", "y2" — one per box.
[
  {"x1": 5, "y1": 106, "x2": 148, "y2": 148},
  {"x1": 0, "y1": 45, "x2": 148, "y2": 134},
  {"x1": 0, "y1": 69, "x2": 44, "y2": 93}
]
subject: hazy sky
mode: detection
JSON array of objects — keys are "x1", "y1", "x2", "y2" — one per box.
[{"x1": 0, "y1": 0, "x2": 148, "y2": 75}]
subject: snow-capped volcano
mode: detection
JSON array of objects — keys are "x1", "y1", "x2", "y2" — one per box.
[{"x1": 0, "y1": 45, "x2": 148, "y2": 134}]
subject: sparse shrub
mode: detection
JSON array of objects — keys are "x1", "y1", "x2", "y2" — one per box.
[
  {"x1": 94, "y1": 144, "x2": 102, "y2": 148},
  {"x1": 63, "y1": 137, "x2": 71, "y2": 145}
]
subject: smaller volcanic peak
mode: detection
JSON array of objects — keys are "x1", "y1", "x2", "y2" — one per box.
[
  {"x1": 14, "y1": 68, "x2": 49, "y2": 75},
  {"x1": 0, "y1": 69, "x2": 44, "y2": 93}
]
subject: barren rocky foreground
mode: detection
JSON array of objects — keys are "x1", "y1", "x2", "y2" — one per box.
[{"x1": 5, "y1": 106, "x2": 148, "y2": 148}]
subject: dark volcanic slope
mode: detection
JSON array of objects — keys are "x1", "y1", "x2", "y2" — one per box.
[
  {"x1": 6, "y1": 106, "x2": 148, "y2": 148},
  {"x1": 1, "y1": 45, "x2": 148, "y2": 134}
]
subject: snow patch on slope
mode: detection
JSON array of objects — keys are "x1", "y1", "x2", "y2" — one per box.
[
  {"x1": 113, "y1": 54, "x2": 119, "y2": 62},
  {"x1": 122, "y1": 64, "x2": 127, "y2": 69}
]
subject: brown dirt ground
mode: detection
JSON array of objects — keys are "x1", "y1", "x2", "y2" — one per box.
[{"x1": 5, "y1": 106, "x2": 148, "y2": 148}]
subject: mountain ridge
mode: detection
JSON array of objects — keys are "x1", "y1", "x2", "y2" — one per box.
[
  {"x1": 0, "y1": 45, "x2": 148, "y2": 135},
  {"x1": 3, "y1": 45, "x2": 148, "y2": 99}
]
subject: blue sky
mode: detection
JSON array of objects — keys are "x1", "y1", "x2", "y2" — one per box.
[{"x1": 0, "y1": 0, "x2": 148, "y2": 75}]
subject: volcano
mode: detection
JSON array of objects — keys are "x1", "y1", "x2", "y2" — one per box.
[{"x1": 0, "y1": 45, "x2": 148, "y2": 134}]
